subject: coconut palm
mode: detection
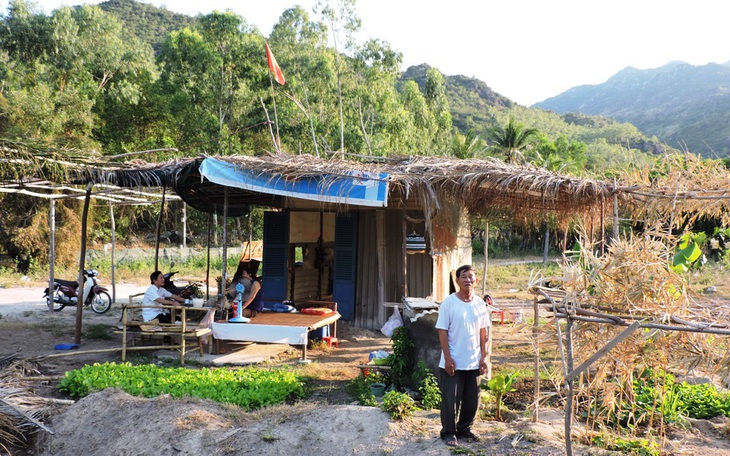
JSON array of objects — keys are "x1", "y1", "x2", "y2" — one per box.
[{"x1": 488, "y1": 118, "x2": 539, "y2": 164}]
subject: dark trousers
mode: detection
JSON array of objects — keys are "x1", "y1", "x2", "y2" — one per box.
[
  {"x1": 439, "y1": 368, "x2": 481, "y2": 438},
  {"x1": 154, "y1": 313, "x2": 180, "y2": 324}
]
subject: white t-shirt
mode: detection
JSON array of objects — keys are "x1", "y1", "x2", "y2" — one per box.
[
  {"x1": 142, "y1": 285, "x2": 172, "y2": 321},
  {"x1": 435, "y1": 293, "x2": 490, "y2": 371}
]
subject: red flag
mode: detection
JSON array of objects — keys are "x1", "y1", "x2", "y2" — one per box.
[{"x1": 265, "y1": 41, "x2": 285, "y2": 85}]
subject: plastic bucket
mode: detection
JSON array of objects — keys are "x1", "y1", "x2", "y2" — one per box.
[{"x1": 370, "y1": 382, "x2": 386, "y2": 397}]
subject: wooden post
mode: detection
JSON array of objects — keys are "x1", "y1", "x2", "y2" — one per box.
[
  {"x1": 110, "y1": 201, "x2": 116, "y2": 304},
  {"x1": 48, "y1": 199, "x2": 55, "y2": 311},
  {"x1": 402, "y1": 215, "x2": 408, "y2": 297},
  {"x1": 564, "y1": 319, "x2": 574, "y2": 456},
  {"x1": 220, "y1": 188, "x2": 228, "y2": 305},
  {"x1": 154, "y1": 186, "x2": 166, "y2": 272},
  {"x1": 376, "y1": 210, "x2": 386, "y2": 325},
  {"x1": 532, "y1": 294, "x2": 540, "y2": 422},
  {"x1": 214, "y1": 213, "x2": 218, "y2": 246},
  {"x1": 600, "y1": 199, "x2": 605, "y2": 256},
  {"x1": 182, "y1": 202, "x2": 187, "y2": 249},
  {"x1": 543, "y1": 225, "x2": 549, "y2": 264},
  {"x1": 482, "y1": 221, "x2": 488, "y2": 296},
  {"x1": 206, "y1": 212, "x2": 211, "y2": 301},
  {"x1": 612, "y1": 192, "x2": 619, "y2": 242},
  {"x1": 75, "y1": 183, "x2": 93, "y2": 345},
  {"x1": 317, "y1": 210, "x2": 324, "y2": 300}
]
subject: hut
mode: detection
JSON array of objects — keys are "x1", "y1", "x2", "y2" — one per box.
[{"x1": 77, "y1": 152, "x2": 618, "y2": 330}]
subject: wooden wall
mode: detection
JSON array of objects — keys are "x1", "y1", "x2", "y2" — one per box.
[{"x1": 353, "y1": 209, "x2": 434, "y2": 330}]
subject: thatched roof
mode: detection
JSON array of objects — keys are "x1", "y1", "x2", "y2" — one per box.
[
  {"x1": 70, "y1": 153, "x2": 619, "y2": 222},
  {"x1": 7, "y1": 140, "x2": 730, "y2": 227}
]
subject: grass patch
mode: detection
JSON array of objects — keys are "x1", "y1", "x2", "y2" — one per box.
[{"x1": 84, "y1": 323, "x2": 113, "y2": 340}]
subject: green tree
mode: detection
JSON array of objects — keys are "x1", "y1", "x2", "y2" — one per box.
[
  {"x1": 269, "y1": 6, "x2": 335, "y2": 155},
  {"x1": 531, "y1": 134, "x2": 587, "y2": 174},
  {"x1": 488, "y1": 117, "x2": 539, "y2": 164},
  {"x1": 424, "y1": 67, "x2": 453, "y2": 154},
  {"x1": 314, "y1": 0, "x2": 361, "y2": 153},
  {"x1": 1, "y1": 2, "x2": 155, "y2": 148},
  {"x1": 452, "y1": 128, "x2": 486, "y2": 159},
  {"x1": 156, "y1": 12, "x2": 267, "y2": 154}
]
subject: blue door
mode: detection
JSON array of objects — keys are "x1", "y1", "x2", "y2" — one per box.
[
  {"x1": 333, "y1": 213, "x2": 357, "y2": 320},
  {"x1": 262, "y1": 211, "x2": 289, "y2": 304}
]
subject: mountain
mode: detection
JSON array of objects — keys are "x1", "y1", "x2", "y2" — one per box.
[
  {"x1": 533, "y1": 61, "x2": 730, "y2": 157},
  {"x1": 98, "y1": 0, "x2": 196, "y2": 53},
  {"x1": 400, "y1": 64, "x2": 514, "y2": 136}
]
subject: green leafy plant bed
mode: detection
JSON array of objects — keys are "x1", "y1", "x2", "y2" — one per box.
[{"x1": 59, "y1": 362, "x2": 304, "y2": 409}]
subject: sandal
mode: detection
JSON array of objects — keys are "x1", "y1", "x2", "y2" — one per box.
[
  {"x1": 458, "y1": 429, "x2": 481, "y2": 442},
  {"x1": 443, "y1": 435, "x2": 459, "y2": 447}
]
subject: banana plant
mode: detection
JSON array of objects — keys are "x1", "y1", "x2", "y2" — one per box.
[
  {"x1": 485, "y1": 373, "x2": 518, "y2": 421},
  {"x1": 672, "y1": 232, "x2": 706, "y2": 273}
]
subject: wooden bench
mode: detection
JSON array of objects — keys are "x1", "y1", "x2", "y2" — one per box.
[{"x1": 116, "y1": 295, "x2": 212, "y2": 365}]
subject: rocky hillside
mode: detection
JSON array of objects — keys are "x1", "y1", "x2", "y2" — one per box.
[{"x1": 534, "y1": 61, "x2": 730, "y2": 157}]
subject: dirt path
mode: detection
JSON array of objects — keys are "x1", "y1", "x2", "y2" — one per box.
[{"x1": 2, "y1": 286, "x2": 729, "y2": 455}]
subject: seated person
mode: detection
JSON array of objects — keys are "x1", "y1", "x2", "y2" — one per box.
[
  {"x1": 142, "y1": 270, "x2": 187, "y2": 322},
  {"x1": 234, "y1": 269, "x2": 264, "y2": 318},
  {"x1": 227, "y1": 276, "x2": 252, "y2": 301}
]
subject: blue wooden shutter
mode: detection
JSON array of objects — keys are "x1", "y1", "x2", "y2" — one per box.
[
  {"x1": 333, "y1": 213, "x2": 358, "y2": 320},
  {"x1": 262, "y1": 211, "x2": 289, "y2": 303}
]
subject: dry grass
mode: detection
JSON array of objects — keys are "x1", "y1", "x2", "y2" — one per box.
[
  {"x1": 0, "y1": 357, "x2": 50, "y2": 453},
  {"x1": 527, "y1": 224, "x2": 730, "y2": 438}
]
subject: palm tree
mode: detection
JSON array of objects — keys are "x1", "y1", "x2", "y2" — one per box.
[
  {"x1": 488, "y1": 118, "x2": 539, "y2": 164},
  {"x1": 451, "y1": 128, "x2": 487, "y2": 159}
]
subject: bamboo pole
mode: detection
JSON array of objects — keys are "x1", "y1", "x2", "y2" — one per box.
[
  {"x1": 221, "y1": 188, "x2": 228, "y2": 306},
  {"x1": 532, "y1": 294, "x2": 539, "y2": 422},
  {"x1": 75, "y1": 183, "x2": 93, "y2": 345},
  {"x1": 110, "y1": 201, "x2": 116, "y2": 304},
  {"x1": 48, "y1": 199, "x2": 55, "y2": 311},
  {"x1": 564, "y1": 319, "x2": 574, "y2": 456},
  {"x1": 206, "y1": 212, "x2": 211, "y2": 301},
  {"x1": 154, "y1": 186, "x2": 166, "y2": 272},
  {"x1": 482, "y1": 220, "x2": 488, "y2": 296}
]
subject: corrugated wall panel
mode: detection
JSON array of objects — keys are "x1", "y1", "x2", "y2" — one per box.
[
  {"x1": 385, "y1": 210, "x2": 405, "y2": 302},
  {"x1": 355, "y1": 211, "x2": 380, "y2": 329},
  {"x1": 407, "y1": 252, "x2": 433, "y2": 298}
]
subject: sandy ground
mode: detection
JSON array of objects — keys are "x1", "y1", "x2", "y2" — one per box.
[
  {"x1": 3, "y1": 286, "x2": 730, "y2": 455},
  {"x1": 0, "y1": 283, "x2": 149, "y2": 318}
]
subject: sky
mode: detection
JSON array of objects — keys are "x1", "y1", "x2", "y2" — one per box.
[{"x1": 3, "y1": 0, "x2": 730, "y2": 105}]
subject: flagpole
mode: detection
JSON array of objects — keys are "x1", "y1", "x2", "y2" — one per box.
[
  {"x1": 260, "y1": 97, "x2": 279, "y2": 153},
  {"x1": 269, "y1": 72, "x2": 282, "y2": 152}
]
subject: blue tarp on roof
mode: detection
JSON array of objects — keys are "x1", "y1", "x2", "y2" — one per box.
[{"x1": 199, "y1": 157, "x2": 389, "y2": 207}]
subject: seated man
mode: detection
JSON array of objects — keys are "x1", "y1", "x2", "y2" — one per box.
[{"x1": 142, "y1": 270, "x2": 187, "y2": 322}]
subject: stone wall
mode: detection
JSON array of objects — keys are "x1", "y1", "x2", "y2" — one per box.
[{"x1": 403, "y1": 311, "x2": 441, "y2": 379}]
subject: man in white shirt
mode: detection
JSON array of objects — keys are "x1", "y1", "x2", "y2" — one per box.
[
  {"x1": 142, "y1": 271, "x2": 186, "y2": 322},
  {"x1": 435, "y1": 264, "x2": 490, "y2": 447}
]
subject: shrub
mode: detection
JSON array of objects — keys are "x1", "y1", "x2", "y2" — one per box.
[
  {"x1": 390, "y1": 326, "x2": 414, "y2": 388},
  {"x1": 413, "y1": 361, "x2": 441, "y2": 410},
  {"x1": 381, "y1": 390, "x2": 417, "y2": 420},
  {"x1": 346, "y1": 372, "x2": 386, "y2": 406}
]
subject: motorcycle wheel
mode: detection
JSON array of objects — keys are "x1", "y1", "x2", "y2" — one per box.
[
  {"x1": 90, "y1": 291, "x2": 112, "y2": 314},
  {"x1": 49, "y1": 291, "x2": 66, "y2": 311}
]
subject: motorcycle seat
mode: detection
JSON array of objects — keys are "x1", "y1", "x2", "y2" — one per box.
[{"x1": 55, "y1": 279, "x2": 79, "y2": 287}]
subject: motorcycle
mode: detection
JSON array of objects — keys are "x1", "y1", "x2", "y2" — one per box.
[
  {"x1": 43, "y1": 269, "x2": 112, "y2": 314},
  {"x1": 163, "y1": 270, "x2": 200, "y2": 300}
]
